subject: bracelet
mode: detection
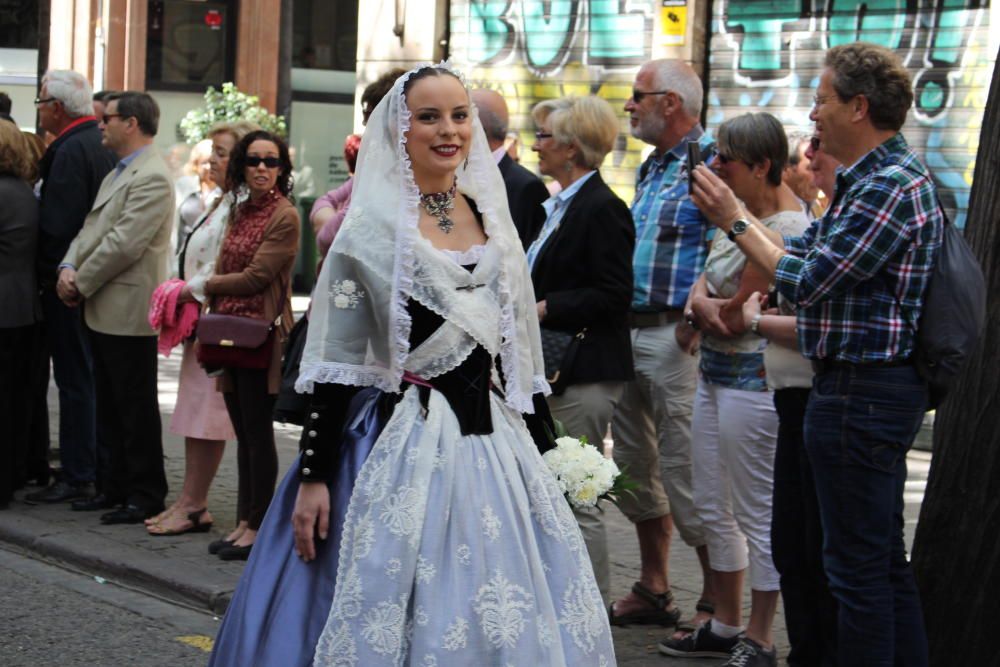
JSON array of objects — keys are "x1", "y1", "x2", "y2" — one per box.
[{"x1": 750, "y1": 313, "x2": 763, "y2": 335}]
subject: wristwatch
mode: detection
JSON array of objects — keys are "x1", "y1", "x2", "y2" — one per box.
[
  {"x1": 727, "y1": 218, "x2": 750, "y2": 242},
  {"x1": 750, "y1": 312, "x2": 763, "y2": 336}
]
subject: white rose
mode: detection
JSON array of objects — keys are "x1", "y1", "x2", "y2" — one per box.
[
  {"x1": 340, "y1": 280, "x2": 357, "y2": 295},
  {"x1": 334, "y1": 294, "x2": 351, "y2": 309}
]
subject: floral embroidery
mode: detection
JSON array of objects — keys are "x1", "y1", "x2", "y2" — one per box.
[
  {"x1": 380, "y1": 486, "x2": 423, "y2": 539},
  {"x1": 352, "y1": 516, "x2": 375, "y2": 559},
  {"x1": 332, "y1": 566, "x2": 364, "y2": 619},
  {"x1": 325, "y1": 622, "x2": 358, "y2": 667},
  {"x1": 476, "y1": 457, "x2": 488, "y2": 471},
  {"x1": 360, "y1": 599, "x2": 406, "y2": 656},
  {"x1": 441, "y1": 617, "x2": 469, "y2": 651},
  {"x1": 558, "y1": 578, "x2": 605, "y2": 653},
  {"x1": 416, "y1": 556, "x2": 437, "y2": 584},
  {"x1": 384, "y1": 558, "x2": 402, "y2": 578},
  {"x1": 456, "y1": 544, "x2": 471, "y2": 566},
  {"x1": 414, "y1": 605, "x2": 429, "y2": 627},
  {"x1": 330, "y1": 279, "x2": 366, "y2": 309},
  {"x1": 473, "y1": 569, "x2": 534, "y2": 649},
  {"x1": 537, "y1": 614, "x2": 555, "y2": 647},
  {"x1": 421, "y1": 655, "x2": 438, "y2": 667},
  {"x1": 481, "y1": 505, "x2": 501, "y2": 541}
]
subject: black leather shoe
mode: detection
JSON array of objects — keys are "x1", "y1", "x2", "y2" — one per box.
[
  {"x1": 208, "y1": 537, "x2": 235, "y2": 555},
  {"x1": 218, "y1": 543, "x2": 253, "y2": 561},
  {"x1": 100, "y1": 504, "x2": 158, "y2": 525},
  {"x1": 25, "y1": 481, "x2": 94, "y2": 505},
  {"x1": 72, "y1": 493, "x2": 122, "y2": 511}
]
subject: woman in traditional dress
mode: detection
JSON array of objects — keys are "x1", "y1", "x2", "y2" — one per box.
[{"x1": 208, "y1": 64, "x2": 615, "y2": 666}]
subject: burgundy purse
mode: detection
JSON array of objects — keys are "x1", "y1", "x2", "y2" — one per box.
[
  {"x1": 195, "y1": 276, "x2": 287, "y2": 370},
  {"x1": 195, "y1": 313, "x2": 276, "y2": 369}
]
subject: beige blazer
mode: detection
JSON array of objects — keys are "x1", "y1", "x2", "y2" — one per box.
[{"x1": 63, "y1": 146, "x2": 175, "y2": 336}]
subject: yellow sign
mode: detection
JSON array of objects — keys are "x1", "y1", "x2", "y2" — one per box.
[{"x1": 661, "y1": 1, "x2": 687, "y2": 46}]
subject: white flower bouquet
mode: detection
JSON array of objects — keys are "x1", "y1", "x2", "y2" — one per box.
[{"x1": 542, "y1": 436, "x2": 634, "y2": 509}]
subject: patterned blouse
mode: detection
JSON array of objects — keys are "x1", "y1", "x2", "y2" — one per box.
[{"x1": 214, "y1": 189, "x2": 283, "y2": 318}]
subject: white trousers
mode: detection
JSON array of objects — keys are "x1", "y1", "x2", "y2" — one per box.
[{"x1": 691, "y1": 380, "x2": 780, "y2": 591}]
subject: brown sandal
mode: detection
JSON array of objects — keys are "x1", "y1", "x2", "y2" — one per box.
[
  {"x1": 608, "y1": 582, "x2": 682, "y2": 627},
  {"x1": 676, "y1": 599, "x2": 716, "y2": 633}
]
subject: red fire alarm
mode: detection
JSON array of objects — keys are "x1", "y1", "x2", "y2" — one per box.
[{"x1": 205, "y1": 10, "x2": 223, "y2": 29}]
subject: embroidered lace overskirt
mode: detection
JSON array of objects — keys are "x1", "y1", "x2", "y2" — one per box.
[{"x1": 313, "y1": 386, "x2": 615, "y2": 666}]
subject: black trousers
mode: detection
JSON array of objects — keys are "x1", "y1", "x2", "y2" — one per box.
[
  {"x1": 0, "y1": 325, "x2": 36, "y2": 505},
  {"x1": 89, "y1": 330, "x2": 167, "y2": 512},
  {"x1": 772, "y1": 387, "x2": 839, "y2": 666},
  {"x1": 223, "y1": 368, "x2": 277, "y2": 529}
]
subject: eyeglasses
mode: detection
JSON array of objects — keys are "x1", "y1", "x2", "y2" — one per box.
[
  {"x1": 812, "y1": 93, "x2": 840, "y2": 107},
  {"x1": 631, "y1": 89, "x2": 671, "y2": 104},
  {"x1": 34, "y1": 97, "x2": 58, "y2": 106},
  {"x1": 101, "y1": 113, "x2": 124, "y2": 124},
  {"x1": 534, "y1": 131, "x2": 553, "y2": 140},
  {"x1": 246, "y1": 156, "x2": 281, "y2": 168}
]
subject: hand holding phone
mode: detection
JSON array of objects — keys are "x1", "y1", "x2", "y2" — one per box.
[{"x1": 687, "y1": 141, "x2": 702, "y2": 174}]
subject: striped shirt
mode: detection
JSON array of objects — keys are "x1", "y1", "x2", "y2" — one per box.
[
  {"x1": 774, "y1": 133, "x2": 943, "y2": 363},
  {"x1": 630, "y1": 126, "x2": 715, "y2": 310}
]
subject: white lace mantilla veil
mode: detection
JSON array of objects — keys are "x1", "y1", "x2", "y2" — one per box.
[{"x1": 296, "y1": 62, "x2": 549, "y2": 413}]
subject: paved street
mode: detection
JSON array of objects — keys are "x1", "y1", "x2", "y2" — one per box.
[
  {"x1": 0, "y1": 329, "x2": 933, "y2": 666},
  {"x1": 0, "y1": 547, "x2": 216, "y2": 667}
]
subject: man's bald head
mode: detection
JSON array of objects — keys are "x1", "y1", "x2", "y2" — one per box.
[{"x1": 471, "y1": 88, "x2": 509, "y2": 151}]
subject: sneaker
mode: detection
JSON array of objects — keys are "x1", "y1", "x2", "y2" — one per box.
[
  {"x1": 722, "y1": 637, "x2": 777, "y2": 667},
  {"x1": 657, "y1": 620, "x2": 741, "y2": 658}
]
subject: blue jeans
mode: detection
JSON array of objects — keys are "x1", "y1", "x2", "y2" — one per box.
[
  {"x1": 41, "y1": 289, "x2": 97, "y2": 485},
  {"x1": 805, "y1": 364, "x2": 928, "y2": 667}
]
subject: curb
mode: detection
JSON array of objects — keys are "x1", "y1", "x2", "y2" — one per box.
[{"x1": 0, "y1": 512, "x2": 235, "y2": 615}]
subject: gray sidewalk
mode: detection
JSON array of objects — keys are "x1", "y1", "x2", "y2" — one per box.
[{"x1": 0, "y1": 351, "x2": 932, "y2": 666}]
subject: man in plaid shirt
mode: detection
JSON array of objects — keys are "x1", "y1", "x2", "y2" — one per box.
[
  {"x1": 607, "y1": 59, "x2": 715, "y2": 632},
  {"x1": 690, "y1": 43, "x2": 941, "y2": 666}
]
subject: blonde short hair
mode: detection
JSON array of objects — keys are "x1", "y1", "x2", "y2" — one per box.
[
  {"x1": 0, "y1": 122, "x2": 36, "y2": 182},
  {"x1": 531, "y1": 96, "x2": 619, "y2": 170},
  {"x1": 207, "y1": 120, "x2": 262, "y2": 145}
]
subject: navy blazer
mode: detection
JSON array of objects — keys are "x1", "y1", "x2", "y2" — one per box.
[
  {"x1": 36, "y1": 119, "x2": 117, "y2": 284},
  {"x1": 498, "y1": 153, "x2": 548, "y2": 250},
  {"x1": 530, "y1": 171, "x2": 635, "y2": 385}
]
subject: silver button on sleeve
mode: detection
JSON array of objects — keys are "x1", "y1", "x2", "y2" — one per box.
[
  {"x1": 305, "y1": 449, "x2": 314, "y2": 456},
  {"x1": 308, "y1": 430, "x2": 317, "y2": 438},
  {"x1": 302, "y1": 467, "x2": 311, "y2": 476}
]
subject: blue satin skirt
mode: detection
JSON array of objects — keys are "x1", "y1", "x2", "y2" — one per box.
[{"x1": 208, "y1": 388, "x2": 386, "y2": 667}]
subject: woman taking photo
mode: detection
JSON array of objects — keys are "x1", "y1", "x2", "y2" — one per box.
[
  {"x1": 528, "y1": 95, "x2": 634, "y2": 603},
  {"x1": 661, "y1": 112, "x2": 808, "y2": 666},
  {"x1": 209, "y1": 65, "x2": 614, "y2": 666},
  {"x1": 199, "y1": 130, "x2": 299, "y2": 560},
  {"x1": 145, "y1": 121, "x2": 258, "y2": 537}
]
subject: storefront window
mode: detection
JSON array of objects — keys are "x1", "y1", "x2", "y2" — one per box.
[
  {"x1": 0, "y1": 0, "x2": 38, "y2": 49},
  {"x1": 146, "y1": 0, "x2": 236, "y2": 91},
  {"x1": 292, "y1": 0, "x2": 357, "y2": 71}
]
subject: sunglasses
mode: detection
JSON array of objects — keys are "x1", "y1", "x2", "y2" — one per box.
[
  {"x1": 631, "y1": 89, "x2": 671, "y2": 104},
  {"x1": 102, "y1": 113, "x2": 124, "y2": 124},
  {"x1": 246, "y1": 156, "x2": 281, "y2": 168},
  {"x1": 534, "y1": 131, "x2": 553, "y2": 140}
]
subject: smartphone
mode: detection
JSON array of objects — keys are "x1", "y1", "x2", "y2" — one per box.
[{"x1": 687, "y1": 140, "x2": 702, "y2": 173}]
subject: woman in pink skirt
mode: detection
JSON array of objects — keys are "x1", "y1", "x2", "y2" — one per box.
[{"x1": 146, "y1": 121, "x2": 259, "y2": 535}]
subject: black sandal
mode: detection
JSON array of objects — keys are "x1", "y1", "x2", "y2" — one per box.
[
  {"x1": 608, "y1": 582, "x2": 682, "y2": 627},
  {"x1": 676, "y1": 599, "x2": 716, "y2": 633}
]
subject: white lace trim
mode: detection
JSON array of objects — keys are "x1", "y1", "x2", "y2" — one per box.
[{"x1": 436, "y1": 244, "x2": 486, "y2": 265}]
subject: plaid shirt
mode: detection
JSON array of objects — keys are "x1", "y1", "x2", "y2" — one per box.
[
  {"x1": 775, "y1": 134, "x2": 942, "y2": 362},
  {"x1": 630, "y1": 126, "x2": 715, "y2": 310}
]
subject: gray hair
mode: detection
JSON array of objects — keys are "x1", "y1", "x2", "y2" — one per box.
[
  {"x1": 42, "y1": 70, "x2": 94, "y2": 118},
  {"x1": 786, "y1": 131, "x2": 811, "y2": 166},
  {"x1": 646, "y1": 59, "x2": 703, "y2": 118},
  {"x1": 717, "y1": 112, "x2": 788, "y2": 186},
  {"x1": 532, "y1": 96, "x2": 619, "y2": 170}
]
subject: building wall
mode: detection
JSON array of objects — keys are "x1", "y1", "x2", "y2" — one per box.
[
  {"x1": 707, "y1": 0, "x2": 996, "y2": 227},
  {"x1": 447, "y1": 0, "x2": 709, "y2": 201}
]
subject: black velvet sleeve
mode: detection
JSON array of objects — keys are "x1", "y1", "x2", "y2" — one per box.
[
  {"x1": 298, "y1": 382, "x2": 362, "y2": 482},
  {"x1": 523, "y1": 393, "x2": 557, "y2": 455}
]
